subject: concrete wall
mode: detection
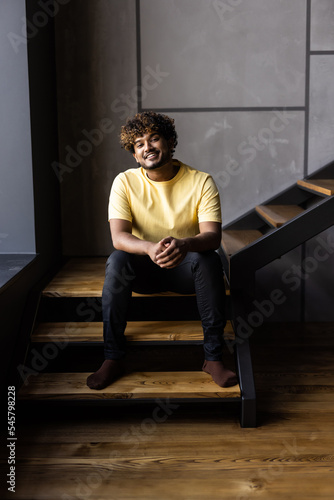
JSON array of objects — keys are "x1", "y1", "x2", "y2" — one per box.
[
  {"x1": 0, "y1": 0, "x2": 35, "y2": 254},
  {"x1": 55, "y1": 0, "x2": 334, "y2": 320}
]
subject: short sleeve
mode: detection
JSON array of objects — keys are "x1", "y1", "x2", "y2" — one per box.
[
  {"x1": 198, "y1": 175, "x2": 222, "y2": 223},
  {"x1": 108, "y1": 174, "x2": 132, "y2": 222}
]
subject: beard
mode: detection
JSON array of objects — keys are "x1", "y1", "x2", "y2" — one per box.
[{"x1": 138, "y1": 149, "x2": 172, "y2": 171}]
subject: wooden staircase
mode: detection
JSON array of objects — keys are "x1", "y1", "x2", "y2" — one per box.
[
  {"x1": 220, "y1": 161, "x2": 334, "y2": 291},
  {"x1": 17, "y1": 258, "x2": 255, "y2": 427},
  {"x1": 17, "y1": 162, "x2": 334, "y2": 428}
]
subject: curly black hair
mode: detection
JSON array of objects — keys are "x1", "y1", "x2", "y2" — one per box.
[{"x1": 119, "y1": 111, "x2": 178, "y2": 155}]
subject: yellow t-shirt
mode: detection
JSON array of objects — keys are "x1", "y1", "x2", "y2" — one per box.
[{"x1": 108, "y1": 160, "x2": 222, "y2": 243}]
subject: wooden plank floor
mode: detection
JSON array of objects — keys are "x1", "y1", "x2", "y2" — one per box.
[{"x1": 3, "y1": 322, "x2": 334, "y2": 499}]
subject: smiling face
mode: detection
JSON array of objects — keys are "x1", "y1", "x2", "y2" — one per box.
[{"x1": 132, "y1": 132, "x2": 174, "y2": 172}]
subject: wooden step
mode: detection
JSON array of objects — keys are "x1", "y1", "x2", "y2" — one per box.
[
  {"x1": 32, "y1": 320, "x2": 235, "y2": 343},
  {"x1": 42, "y1": 258, "x2": 229, "y2": 297},
  {"x1": 18, "y1": 371, "x2": 240, "y2": 400},
  {"x1": 255, "y1": 204, "x2": 304, "y2": 228},
  {"x1": 297, "y1": 178, "x2": 334, "y2": 196},
  {"x1": 221, "y1": 229, "x2": 263, "y2": 256},
  {"x1": 42, "y1": 258, "x2": 108, "y2": 297}
]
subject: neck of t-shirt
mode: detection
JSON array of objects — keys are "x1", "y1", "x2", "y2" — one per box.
[{"x1": 144, "y1": 160, "x2": 181, "y2": 183}]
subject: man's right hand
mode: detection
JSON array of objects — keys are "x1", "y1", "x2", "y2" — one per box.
[
  {"x1": 110, "y1": 219, "x2": 173, "y2": 266},
  {"x1": 147, "y1": 241, "x2": 170, "y2": 265}
]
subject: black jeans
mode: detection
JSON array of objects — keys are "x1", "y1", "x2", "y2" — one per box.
[{"x1": 102, "y1": 250, "x2": 226, "y2": 361}]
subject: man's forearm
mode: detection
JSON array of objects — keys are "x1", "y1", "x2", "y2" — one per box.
[
  {"x1": 183, "y1": 231, "x2": 221, "y2": 253},
  {"x1": 112, "y1": 231, "x2": 152, "y2": 255}
]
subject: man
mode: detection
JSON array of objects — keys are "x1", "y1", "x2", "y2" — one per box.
[{"x1": 87, "y1": 111, "x2": 237, "y2": 390}]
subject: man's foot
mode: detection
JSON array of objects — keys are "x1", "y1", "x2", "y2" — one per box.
[
  {"x1": 202, "y1": 360, "x2": 238, "y2": 387},
  {"x1": 86, "y1": 360, "x2": 125, "y2": 390}
]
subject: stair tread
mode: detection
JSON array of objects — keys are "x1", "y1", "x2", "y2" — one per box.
[
  {"x1": 18, "y1": 371, "x2": 240, "y2": 400},
  {"x1": 221, "y1": 229, "x2": 263, "y2": 255},
  {"x1": 42, "y1": 258, "x2": 229, "y2": 297},
  {"x1": 255, "y1": 204, "x2": 304, "y2": 228},
  {"x1": 32, "y1": 320, "x2": 235, "y2": 343},
  {"x1": 42, "y1": 258, "x2": 103, "y2": 297},
  {"x1": 297, "y1": 178, "x2": 334, "y2": 196}
]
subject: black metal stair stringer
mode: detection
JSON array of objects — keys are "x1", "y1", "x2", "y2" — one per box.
[{"x1": 225, "y1": 195, "x2": 334, "y2": 290}]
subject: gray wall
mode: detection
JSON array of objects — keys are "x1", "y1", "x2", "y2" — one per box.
[
  {"x1": 0, "y1": 0, "x2": 35, "y2": 254},
  {"x1": 55, "y1": 0, "x2": 334, "y2": 321}
]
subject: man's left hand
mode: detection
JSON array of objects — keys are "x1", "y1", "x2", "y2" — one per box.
[{"x1": 155, "y1": 237, "x2": 189, "y2": 269}]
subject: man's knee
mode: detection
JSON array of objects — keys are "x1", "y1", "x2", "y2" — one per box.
[
  {"x1": 104, "y1": 251, "x2": 134, "y2": 294},
  {"x1": 192, "y1": 251, "x2": 225, "y2": 282},
  {"x1": 191, "y1": 250, "x2": 222, "y2": 268},
  {"x1": 106, "y1": 250, "x2": 130, "y2": 269}
]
